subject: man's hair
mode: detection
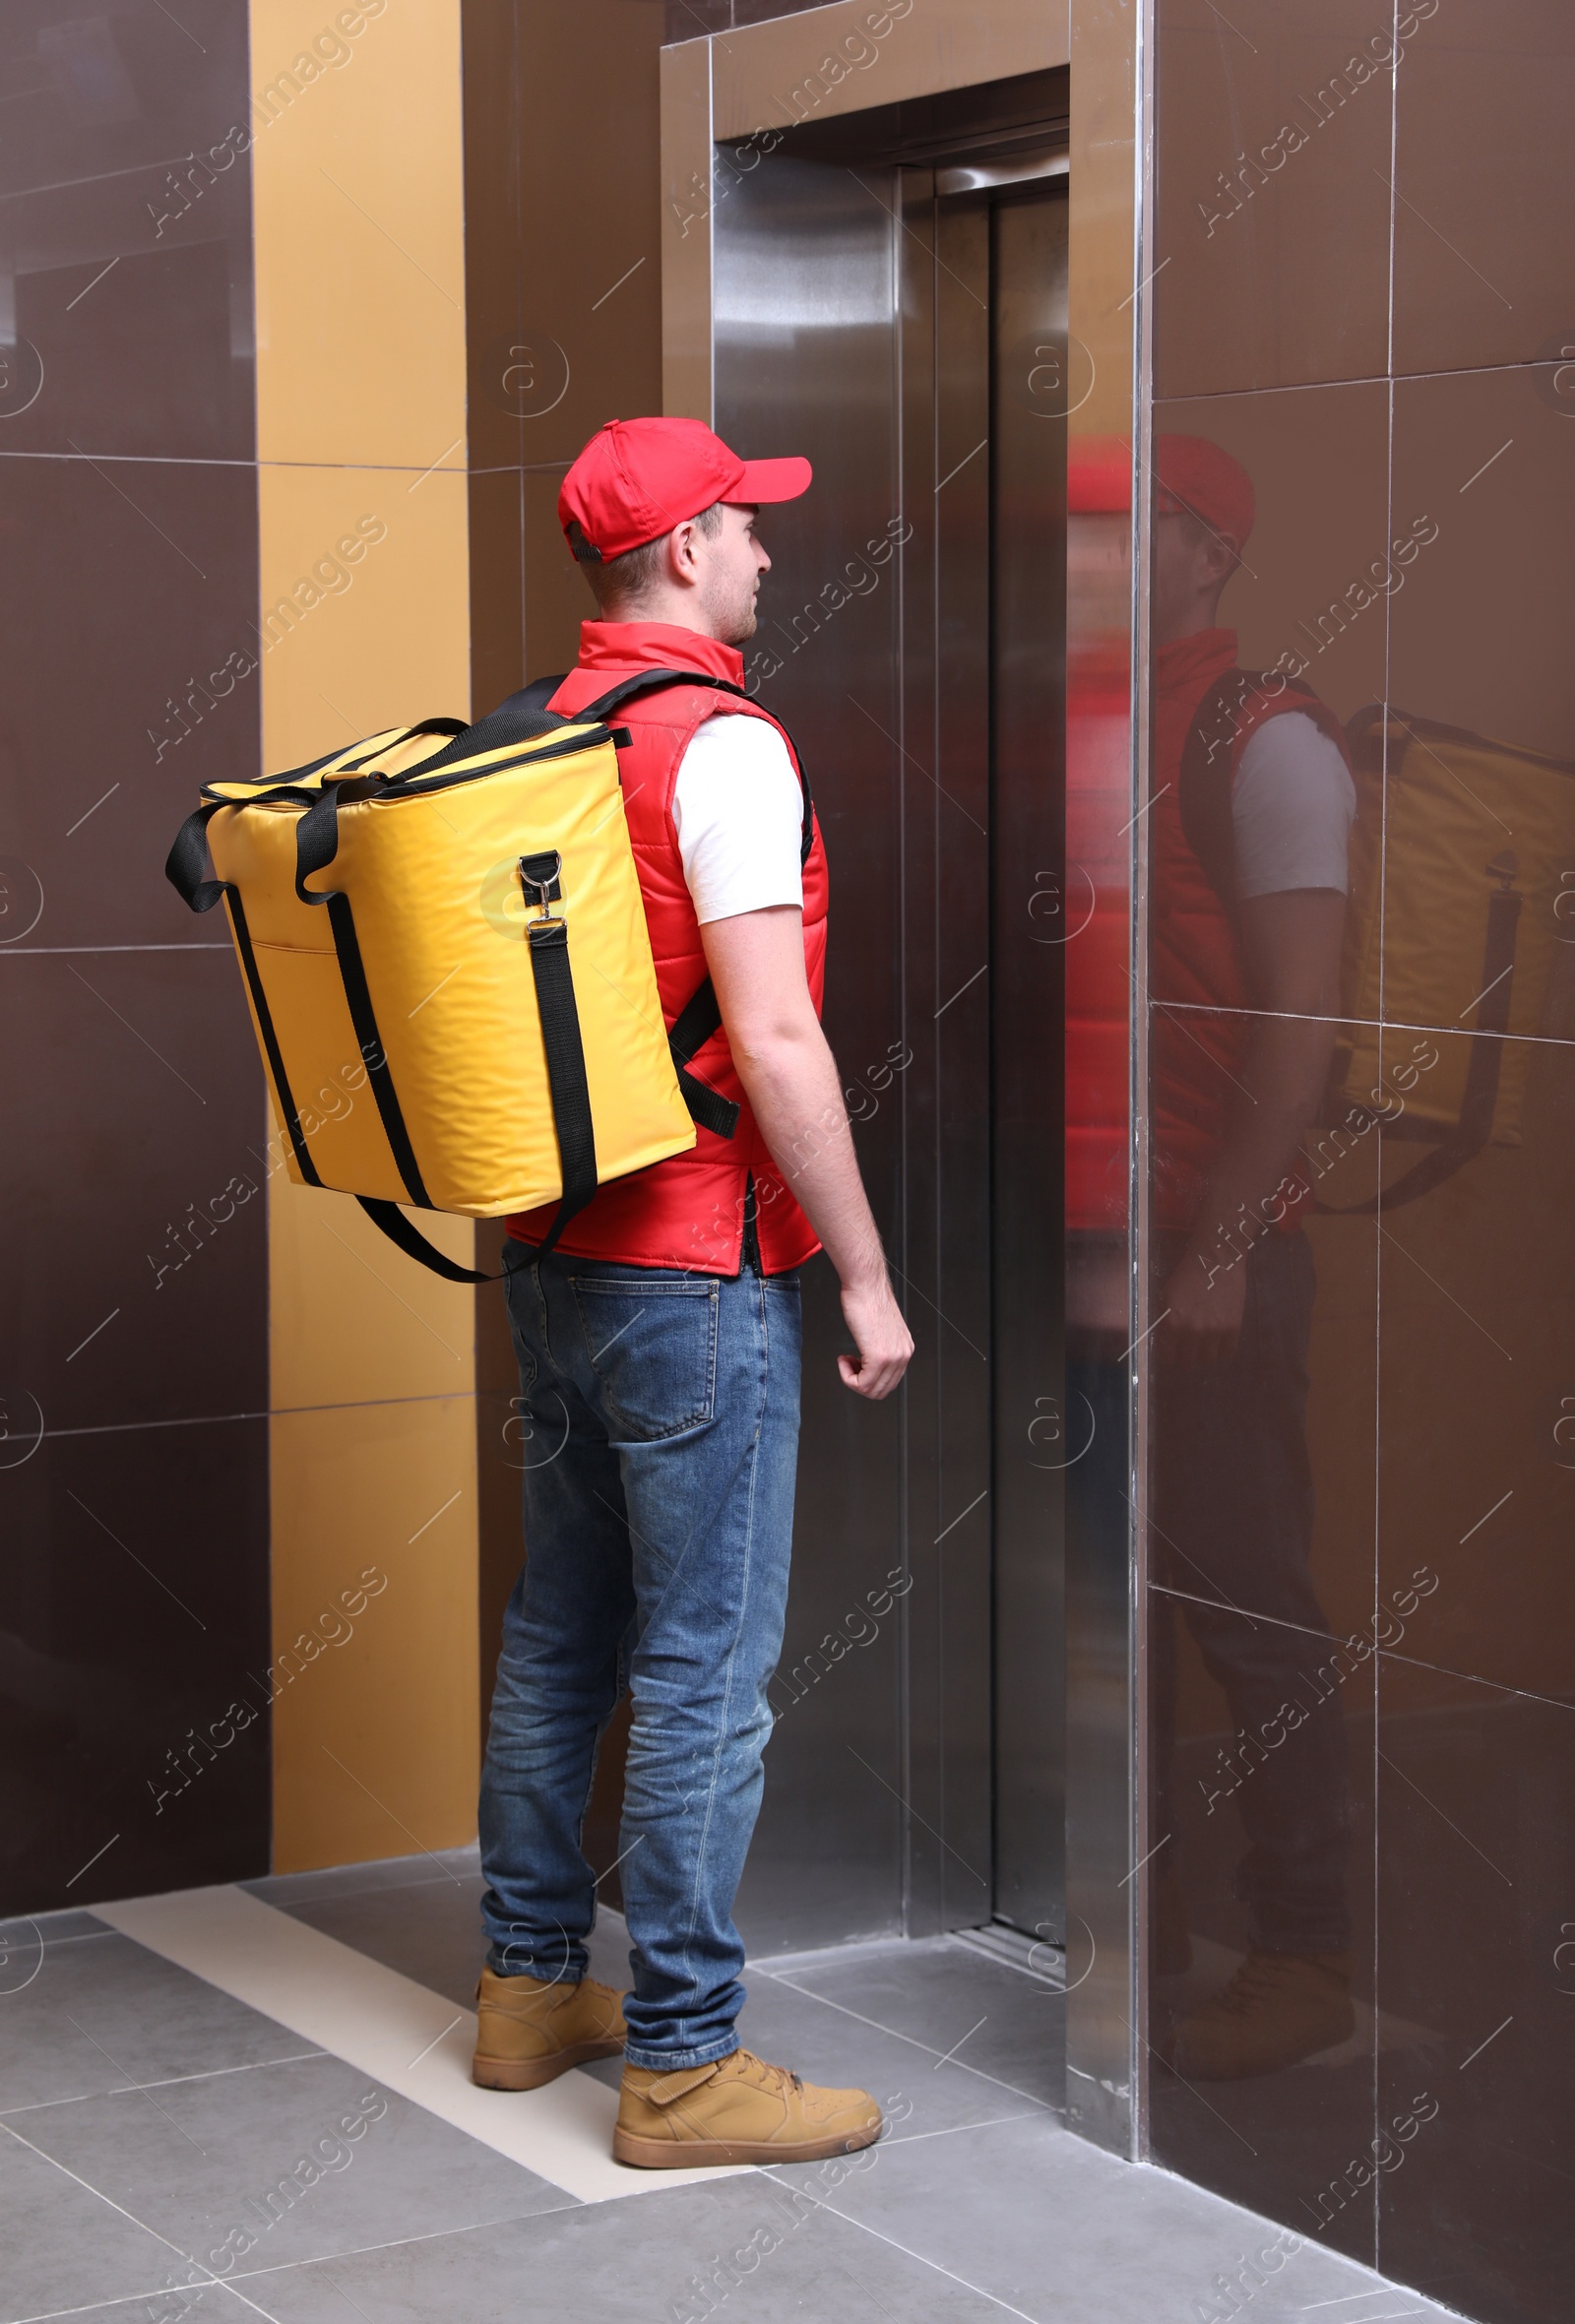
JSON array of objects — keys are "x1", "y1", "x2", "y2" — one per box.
[{"x1": 574, "y1": 502, "x2": 724, "y2": 612}]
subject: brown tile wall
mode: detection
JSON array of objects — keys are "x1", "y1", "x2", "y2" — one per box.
[
  {"x1": 0, "y1": 1, "x2": 270, "y2": 1912},
  {"x1": 1145, "y1": 6, "x2": 1575, "y2": 2319}
]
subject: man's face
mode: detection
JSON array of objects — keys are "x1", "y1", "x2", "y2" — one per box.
[
  {"x1": 1152, "y1": 510, "x2": 1238, "y2": 647},
  {"x1": 693, "y1": 502, "x2": 771, "y2": 644}
]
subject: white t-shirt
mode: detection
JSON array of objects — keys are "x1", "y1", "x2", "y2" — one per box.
[
  {"x1": 671, "y1": 710, "x2": 804, "y2": 924},
  {"x1": 1231, "y1": 711, "x2": 1356, "y2": 899}
]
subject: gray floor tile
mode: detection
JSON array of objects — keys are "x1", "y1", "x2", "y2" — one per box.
[
  {"x1": 0, "y1": 2119, "x2": 184, "y2": 2321},
  {"x1": 735, "y1": 1963, "x2": 1053, "y2": 2142},
  {"x1": 811, "y1": 2111, "x2": 1462, "y2": 2324},
  {"x1": 224, "y1": 2173, "x2": 1012, "y2": 2322},
  {"x1": 0, "y1": 1929, "x2": 323, "y2": 2114},
  {"x1": 261, "y1": 1854, "x2": 634, "y2": 2012},
  {"x1": 760, "y1": 1936, "x2": 1064, "y2": 2110},
  {"x1": 242, "y1": 1845, "x2": 480, "y2": 1913},
  {"x1": 2, "y1": 1907, "x2": 112, "y2": 1949},
  {"x1": 275, "y1": 1877, "x2": 490, "y2": 2013},
  {"x1": 12, "y1": 2049, "x2": 573, "y2": 2280}
]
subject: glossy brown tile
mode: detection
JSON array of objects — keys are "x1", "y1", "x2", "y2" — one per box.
[
  {"x1": 667, "y1": 0, "x2": 732, "y2": 34},
  {"x1": 0, "y1": 1, "x2": 254, "y2": 463},
  {"x1": 1153, "y1": 0, "x2": 1395, "y2": 396},
  {"x1": 1373, "y1": 1661, "x2": 1575, "y2": 2324},
  {"x1": 1143, "y1": 1036, "x2": 1380, "y2": 1636},
  {"x1": 0, "y1": 1415, "x2": 270, "y2": 1916},
  {"x1": 1148, "y1": 1588, "x2": 1377, "y2": 2271},
  {"x1": 1375, "y1": 1027, "x2": 1575, "y2": 1703},
  {"x1": 731, "y1": 0, "x2": 838, "y2": 25},
  {"x1": 0, "y1": 453, "x2": 262, "y2": 950},
  {"x1": 0, "y1": 951, "x2": 268, "y2": 1436},
  {"x1": 1390, "y1": 364, "x2": 1574, "y2": 765},
  {"x1": 1393, "y1": 0, "x2": 1575, "y2": 378}
]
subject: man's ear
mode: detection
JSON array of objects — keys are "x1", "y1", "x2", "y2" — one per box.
[
  {"x1": 667, "y1": 517, "x2": 702, "y2": 585},
  {"x1": 1204, "y1": 533, "x2": 1241, "y2": 589}
]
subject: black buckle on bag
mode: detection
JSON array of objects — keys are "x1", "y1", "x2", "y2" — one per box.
[{"x1": 519, "y1": 849, "x2": 563, "y2": 922}]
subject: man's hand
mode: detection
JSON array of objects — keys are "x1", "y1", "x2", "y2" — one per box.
[
  {"x1": 839, "y1": 1272, "x2": 914, "y2": 1400},
  {"x1": 1160, "y1": 1245, "x2": 1248, "y2": 1365}
]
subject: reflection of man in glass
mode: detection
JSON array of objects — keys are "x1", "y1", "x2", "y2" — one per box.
[{"x1": 1147, "y1": 437, "x2": 1359, "y2": 2078}]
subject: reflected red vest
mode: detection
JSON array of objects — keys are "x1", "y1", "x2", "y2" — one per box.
[
  {"x1": 506, "y1": 621, "x2": 829, "y2": 1273},
  {"x1": 1150, "y1": 628, "x2": 1349, "y2": 1231}
]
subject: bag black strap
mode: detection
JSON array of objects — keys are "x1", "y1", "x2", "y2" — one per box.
[
  {"x1": 496, "y1": 666, "x2": 815, "y2": 1146},
  {"x1": 164, "y1": 803, "x2": 324, "y2": 1188},
  {"x1": 525, "y1": 908, "x2": 599, "y2": 1252},
  {"x1": 355, "y1": 1198, "x2": 497, "y2": 1283},
  {"x1": 664, "y1": 974, "x2": 738, "y2": 1140},
  {"x1": 398, "y1": 695, "x2": 565, "y2": 780},
  {"x1": 165, "y1": 800, "x2": 232, "y2": 912}
]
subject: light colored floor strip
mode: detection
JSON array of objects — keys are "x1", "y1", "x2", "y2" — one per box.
[{"x1": 94, "y1": 1885, "x2": 745, "y2": 2205}]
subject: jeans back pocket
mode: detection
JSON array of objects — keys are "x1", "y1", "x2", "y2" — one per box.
[{"x1": 571, "y1": 1277, "x2": 720, "y2": 1441}]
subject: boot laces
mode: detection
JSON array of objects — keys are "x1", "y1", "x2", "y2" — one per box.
[{"x1": 733, "y1": 2050, "x2": 802, "y2": 2094}]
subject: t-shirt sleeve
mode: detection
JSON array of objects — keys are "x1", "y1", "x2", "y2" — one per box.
[
  {"x1": 671, "y1": 711, "x2": 805, "y2": 925},
  {"x1": 1231, "y1": 711, "x2": 1357, "y2": 900}
]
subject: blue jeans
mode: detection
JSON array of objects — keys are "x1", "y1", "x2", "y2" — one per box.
[{"x1": 478, "y1": 1248, "x2": 802, "y2": 2069}]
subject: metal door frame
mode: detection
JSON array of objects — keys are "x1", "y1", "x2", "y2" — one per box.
[{"x1": 657, "y1": 0, "x2": 1157, "y2": 2162}]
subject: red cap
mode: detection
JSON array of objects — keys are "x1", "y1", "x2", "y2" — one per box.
[
  {"x1": 559, "y1": 416, "x2": 812, "y2": 561},
  {"x1": 1154, "y1": 433, "x2": 1255, "y2": 549}
]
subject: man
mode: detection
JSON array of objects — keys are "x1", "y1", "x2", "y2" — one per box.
[
  {"x1": 1142, "y1": 437, "x2": 1361, "y2": 2079},
  {"x1": 472, "y1": 416, "x2": 914, "y2": 2165}
]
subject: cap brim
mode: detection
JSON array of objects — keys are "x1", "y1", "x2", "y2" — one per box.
[{"x1": 731, "y1": 455, "x2": 812, "y2": 505}]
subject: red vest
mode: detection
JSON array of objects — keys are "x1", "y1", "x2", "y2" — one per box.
[
  {"x1": 1150, "y1": 628, "x2": 1349, "y2": 1232},
  {"x1": 1064, "y1": 626, "x2": 1349, "y2": 1235},
  {"x1": 506, "y1": 622, "x2": 829, "y2": 1273}
]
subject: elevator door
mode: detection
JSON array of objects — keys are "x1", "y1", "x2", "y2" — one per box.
[
  {"x1": 987, "y1": 188, "x2": 1068, "y2": 1942},
  {"x1": 712, "y1": 124, "x2": 1067, "y2": 1955},
  {"x1": 931, "y1": 180, "x2": 1068, "y2": 1943}
]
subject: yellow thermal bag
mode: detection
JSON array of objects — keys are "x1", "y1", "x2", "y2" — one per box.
[
  {"x1": 165, "y1": 683, "x2": 736, "y2": 1279},
  {"x1": 1332, "y1": 706, "x2": 1575, "y2": 1186}
]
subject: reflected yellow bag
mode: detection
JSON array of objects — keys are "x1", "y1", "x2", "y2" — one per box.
[
  {"x1": 1330, "y1": 706, "x2": 1575, "y2": 1201},
  {"x1": 167, "y1": 695, "x2": 698, "y2": 1277}
]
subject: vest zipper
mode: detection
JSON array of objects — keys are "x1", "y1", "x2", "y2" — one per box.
[{"x1": 741, "y1": 1172, "x2": 762, "y2": 1277}]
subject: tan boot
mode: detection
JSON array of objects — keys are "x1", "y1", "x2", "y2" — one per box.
[
  {"x1": 1170, "y1": 1950, "x2": 1355, "y2": 2080},
  {"x1": 612, "y1": 2048, "x2": 882, "y2": 2168},
  {"x1": 472, "y1": 1966, "x2": 626, "y2": 2091}
]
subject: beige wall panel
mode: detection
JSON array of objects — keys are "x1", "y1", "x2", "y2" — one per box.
[
  {"x1": 250, "y1": 0, "x2": 468, "y2": 470},
  {"x1": 252, "y1": 3, "x2": 477, "y2": 1868},
  {"x1": 257, "y1": 462, "x2": 472, "y2": 764},
  {"x1": 269, "y1": 1146, "x2": 476, "y2": 1413},
  {"x1": 270, "y1": 1396, "x2": 478, "y2": 1871}
]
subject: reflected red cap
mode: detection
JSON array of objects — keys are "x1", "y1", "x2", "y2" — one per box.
[
  {"x1": 1154, "y1": 434, "x2": 1255, "y2": 549},
  {"x1": 1066, "y1": 433, "x2": 1256, "y2": 551},
  {"x1": 558, "y1": 416, "x2": 813, "y2": 561}
]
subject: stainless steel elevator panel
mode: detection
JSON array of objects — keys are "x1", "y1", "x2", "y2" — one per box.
[
  {"x1": 989, "y1": 189, "x2": 1069, "y2": 1940},
  {"x1": 715, "y1": 155, "x2": 912, "y2": 1949},
  {"x1": 712, "y1": 119, "x2": 1066, "y2": 1958}
]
